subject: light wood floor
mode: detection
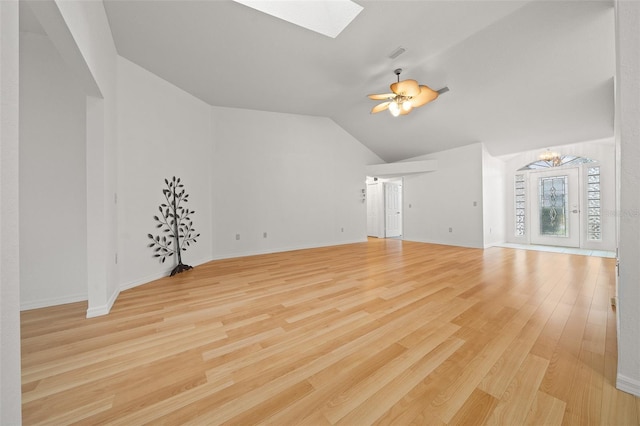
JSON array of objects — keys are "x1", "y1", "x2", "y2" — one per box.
[{"x1": 21, "y1": 239, "x2": 640, "y2": 425}]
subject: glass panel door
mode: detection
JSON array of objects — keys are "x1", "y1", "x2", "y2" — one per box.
[
  {"x1": 530, "y1": 168, "x2": 580, "y2": 247},
  {"x1": 539, "y1": 176, "x2": 568, "y2": 237}
]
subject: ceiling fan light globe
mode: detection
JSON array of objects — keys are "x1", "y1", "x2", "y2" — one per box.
[
  {"x1": 389, "y1": 101, "x2": 400, "y2": 117},
  {"x1": 402, "y1": 100, "x2": 413, "y2": 112}
]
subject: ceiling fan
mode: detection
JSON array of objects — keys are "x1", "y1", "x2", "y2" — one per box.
[{"x1": 368, "y1": 68, "x2": 448, "y2": 117}]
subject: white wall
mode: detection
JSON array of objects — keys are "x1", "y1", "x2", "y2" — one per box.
[
  {"x1": 24, "y1": 0, "x2": 119, "y2": 316},
  {"x1": 502, "y1": 139, "x2": 616, "y2": 251},
  {"x1": 117, "y1": 57, "x2": 213, "y2": 288},
  {"x1": 482, "y1": 147, "x2": 506, "y2": 247},
  {"x1": 0, "y1": 0, "x2": 22, "y2": 422},
  {"x1": 52, "y1": 0, "x2": 119, "y2": 316},
  {"x1": 211, "y1": 107, "x2": 381, "y2": 258},
  {"x1": 19, "y1": 32, "x2": 88, "y2": 309},
  {"x1": 116, "y1": 63, "x2": 382, "y2": 288},
  {"x1": 402, "y1": 143, "x2": 485, "y2": 248},
  {"x1": 615, "y1": 0, "x2": 640, "y2": 397}
]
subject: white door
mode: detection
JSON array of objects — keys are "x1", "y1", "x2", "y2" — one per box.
[
  {"x1": 366, "y1": 182, "x2": 384, "y2": 237},
  {"x1": 530, "y1": 168, "x2": 580, "y2": 247},
  {"x1": 384, "y1": 182, "x2": 402, "y2": 238}
]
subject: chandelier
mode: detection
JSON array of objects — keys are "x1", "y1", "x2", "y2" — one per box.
[{"x1": 539, "y1": 149, "x2": 562, "y2": 167}]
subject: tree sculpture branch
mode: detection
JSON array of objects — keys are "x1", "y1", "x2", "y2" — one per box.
[{"x1": 148, "y1": 176, "x2": 200, "y2": 276}]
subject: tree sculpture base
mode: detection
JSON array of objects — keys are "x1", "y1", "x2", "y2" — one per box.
[{"x1": 170, "y1": 263, "x2": 193, "y2": 276}]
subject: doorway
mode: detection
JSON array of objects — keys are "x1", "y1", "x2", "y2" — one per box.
[
  {"x1": 366, "y1": 177, "x2": 403, "y2": 238},
  {"x1": 529, "y1": 168, "x2": 580, "y2": 247}
]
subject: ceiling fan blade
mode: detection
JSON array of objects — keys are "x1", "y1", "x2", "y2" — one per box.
[
  {"x1": 368, "y1": 93, "x2": 395, "y2": 100},
  {"x1": 410, "y1": 85, "x2": 439, "y2": 108},
  {"x1": 390, "y1": 79, "x2": 420, "y2": 97},
  {"x1": 371, "y1": 101, "x2": 391, "y2": 114}
]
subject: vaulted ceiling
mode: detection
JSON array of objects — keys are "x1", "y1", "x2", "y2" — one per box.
[{"x1": 102, "y1": 0, "x2": 614, "y2": 162}]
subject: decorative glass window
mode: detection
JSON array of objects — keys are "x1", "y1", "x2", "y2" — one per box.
[
  {"x1": 539, "y1": 176, "x2": 568, "y2": 237},
  {"x1": 518, "y1": 155, "x2": 595, "y2": 170},
  {"x1": 515, "y1": 174, "x2": 525, "y2": 236},
  {"x1": 587, "y1": 166, "x2": 601, "y2": 240}
]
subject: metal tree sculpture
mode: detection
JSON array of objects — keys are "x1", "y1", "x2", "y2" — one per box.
[{"x1": 147, "y1": 176, "x2": 200, "y2": 276}]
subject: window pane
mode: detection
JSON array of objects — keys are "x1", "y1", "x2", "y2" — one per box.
[
  {"x1": 514, "y1": 174, "x2": 525, "y2": 236},
  {"x1": 587, "y1": 166, "x2": 601, "y2": 241},
  {"x1": 539, "y1": 176, "x2": 568, "y2": 237}
]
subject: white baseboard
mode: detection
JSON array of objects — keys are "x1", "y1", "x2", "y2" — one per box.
[
  {"x1": 210, "y1": 239, "x2": 367, "y2": 263},
  {"x1": 21, "y1": 293, "x2": 87, "y2": 311},
  {"x1": 86, "y1": 287, "x2": 120, "y2": 318},
  {"x1": 119, "y1": 239, "x2": 368, "y2": 292},
  {"x1": 402, "y1": 236, "x2": 484, "y2": 250},
  {"x1": 617, "y1": 373, "x2": 640, "y2": 397},
  {"x1": 119, "y1": 256, "x2": 212, "y2": 292},
  {"x1": 483, "y1": 240, "x2": 506, "y2": 249}
]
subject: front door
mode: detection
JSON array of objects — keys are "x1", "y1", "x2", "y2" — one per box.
[{"x1": 530, "y1": 168, "x2": 580, "y2": 247}]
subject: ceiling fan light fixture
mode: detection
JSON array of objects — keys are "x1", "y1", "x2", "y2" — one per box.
[
  {"x1": 389, "y1": 101, "x2": 401, "y2": 117},
  {"x1": 368, "y1": 68, "x2": 446, "y2": 116}
]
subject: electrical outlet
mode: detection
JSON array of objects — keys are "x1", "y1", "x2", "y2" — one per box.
[
  {"x1": 341, "y1": 227, "x2": 344, "y2": 232},
  {"x1": 449, "y1": 227, "x2": 453, "y2": 233},
  {"x1": 263, "y1": 232, "x2": 267, "y2": 238},
  {"x1": 235, "y1": 233, "x2": 240, "y2": 240}
]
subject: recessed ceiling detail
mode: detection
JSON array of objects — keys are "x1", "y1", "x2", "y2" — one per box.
[{"x1": 232, "y1": 0, "x2": 363, "y2": 38}]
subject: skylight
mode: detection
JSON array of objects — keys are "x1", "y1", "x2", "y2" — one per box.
[{"x1": 233, "y1": 0, "x2": 363, "y2": 38}]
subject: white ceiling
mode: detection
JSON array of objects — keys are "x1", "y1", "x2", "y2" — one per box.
[{"x1": 101, "y1": 0, "x2": 614, "y2": 162}]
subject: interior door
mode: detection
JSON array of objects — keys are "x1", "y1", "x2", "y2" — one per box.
[
  {"x1": 530, "y1": 168, "x2": 580, "y2": 247},
  {"x1": 384, "y1": 182, "x2": 402, "y2": 238},
  {"x1": 366, "y1": 182, "x2": 383, "y2": 238}
]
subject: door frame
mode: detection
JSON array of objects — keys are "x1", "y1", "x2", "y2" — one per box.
[
  {"x1": 384, "y1": 181, "x2": 403, "y2": 238},
  {"x1": 529, "y1": 167, "x2": 581, "y2": 248},
  {"x1": 365, "y1": 177, "x2": 404, "y2": 239}
]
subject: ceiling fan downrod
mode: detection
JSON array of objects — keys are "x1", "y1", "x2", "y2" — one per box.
[{"x1": 394, "y1": 68, "x2": 402, "y2": 82}]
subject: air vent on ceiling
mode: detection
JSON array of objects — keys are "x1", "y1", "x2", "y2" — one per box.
[{"x1": 388, "y1": 47, "x2": 406, "y2": 59}]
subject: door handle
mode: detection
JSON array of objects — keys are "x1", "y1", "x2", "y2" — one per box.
[{"x1": 572, "y1": 209, "x2": 579, "y2": 213}]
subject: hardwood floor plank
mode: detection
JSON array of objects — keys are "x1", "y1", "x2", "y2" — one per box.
[
  {"x1": 447, "y1": 388, "x2": 499, "y2": 426},
  {"x1": 20, "y1": 239, "x2": 638, "y2": 425},
  {"x1": 333, "y1": 336, "x2": 465, "y2": 425},
  {"x1": 267, "y1": 343, "x2": 408, "y2": 425},
  {"x1": 485, "y1": 354, "x2": 549, "y2": 425},
  {"x1": 30, "y1": 395, "x2": 115, "y2": 426},
  {"x1": 479, "y1": 299, "x2": 556, "y2": 398},
  {"x1": 524, "y1": 391, "x2": 566, "y2": 425}
]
